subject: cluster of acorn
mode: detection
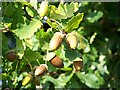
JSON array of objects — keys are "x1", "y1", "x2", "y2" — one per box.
[
  {"x1": 21, "y1": 31, "x2": 83, "y2": 86},
  {"x1": 22, "y1": 64, "x2": 48, "y2": 86},
  {"x1": 48, "y1": 32, "x2": 78, "y2": 68},
  {"x1": 48, "y1": 31, "x2": 83, "y2": 70},
  {"x1": 5, "y1": 1, "x2": 83, "y2": 86}
]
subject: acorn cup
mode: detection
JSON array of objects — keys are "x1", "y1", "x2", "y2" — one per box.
[
  {"x1": 73, "y1": 58, "x2": 83, "y2": 71},
  {"x1": 49, "y1": 32, "x2": 64, "y2": 51},
  {"x1": 46, "y1": 52, "x2": 64, "y2": 68},
  {"x1": 6, "y1": 50, "x2": 17, "y2": 62},
  {"x1": 38, "y1": 1, "x2": 48, "y2": 17},
  {"x1": 35, "y1": 64, "x2": 48, "y2": 76},
  {"x1": 66, "y1": 33, "x2": 77, "y2": 49},
  {"x1": 22, "y1": 72, "x2": 33, "y2": 86}
]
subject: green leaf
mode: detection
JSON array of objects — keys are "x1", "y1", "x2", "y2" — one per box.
[
  {"x1": 71, "y1": 31, "x2": 89, "y2": 50},
  {"x1": 24, "y1": 35, "x2": 39, "y2": 51},
  {"x1": 66, "y1": 74, "x2": 81, "y2": 88},
  {"x1": 47, "y1": 19, "x2": 59, "y2": 29},
  {"x1": 3, "y1": 3, "x2": 16, "y2": 17},
  {"x1": 57, "y1": 2, "x2": 78, "y2": 18},
  {"x1": 24, "y1": 49, "x2": 42, "y2": 65},
  {"x1": 15, "y1": 37, "x2": 25, "y2": 59},
  {"x1": 26, "y1": 6, "x2": 34, "y2": 17},
  {"x1": 76, "y1": 72, "x2": 104, "y2": 88},
  {"x1": 50, "y1": 2, "x2": 79, "y2": 20},
  {"x1": 29, "y1": 0, "x2": 37, "y2": 10},
  {"x1": 43, "y1": 70, "x2": 74, "y2": 88},
  {"x1": 86, "y1": 11, "x2": 103, "y2": 23},
  {"x1": 2, "y1": 33, "x2": 9, "y2": 52},
  {"x1": 64, "y1": 2, "x2": 75, "y2": 17},
  {"x1": 13, "y1": 19, "x2": 42, "y2": 39},
  {"x1": 50, "y1": 5, "x2": 66, "y2": 20},
  {"x1": 65, "y1": 13, "x2": 84, "y2": 32}
]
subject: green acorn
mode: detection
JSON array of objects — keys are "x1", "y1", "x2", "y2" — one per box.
[
  {"x1": 66, "y1": 33, "x2": 77, "y2": 49},
  {"x1": 38, "y1": 1, "x2": 48, "y2": 17},
  {"x1": 22, "y1": 72, "x2": 33, "y2": 86},
  {"x1": 49, "y1": 32, "x2": 63, "y2": 51}
]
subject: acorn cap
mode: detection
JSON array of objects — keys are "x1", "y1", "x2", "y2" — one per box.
[
  {"x1": 46, "y1": 52, "x2": 56, "y2": 61},
  {"x1": 73, "y1": 58, "x2": 83, "y2": 71},
  {"x1": 35, "y1": 64, "x2": 48, "y2": 76},
  {"x1": 54, "y1": 32, "x2": 65, "y2": 38},
  {"x1": 40, "y1": 64, "x2": 48, "y2": 70},
  {"x1": 50, "y1": 56, "x2": 64, "y2": 68}
]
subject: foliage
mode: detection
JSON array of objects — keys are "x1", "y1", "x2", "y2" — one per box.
[{"x1": 1, "y1": 1, "x2": 120, "y2": 90}]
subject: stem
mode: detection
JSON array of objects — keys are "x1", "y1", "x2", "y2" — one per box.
[
  {"x1": 36, "y1": 59, "x2": 40, "y2": 65},
  {"x1": 24, "y1": 56, "x2": 33, "y2": 71},
  {"x1": 50, "y1": 19, "x2": 64, "y2": 31},
  {"x1": 69, "y1": 69, "x2": 75, "y2": 81},
  {"x1": 45, "y1": 60, "x2": 47, "y2": 65}
]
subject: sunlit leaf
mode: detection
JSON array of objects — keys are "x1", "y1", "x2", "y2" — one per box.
[
  {"x1": 65, "y1": 13, "x2": 84, "y2": 32},
  {"x1": 13, "y1": 19, "x2": 42, "y2": 39}
]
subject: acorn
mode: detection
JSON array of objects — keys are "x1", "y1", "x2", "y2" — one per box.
[
  {"x1": 66, "y1": 33, "x2": 77, "y2": 49},
  {"x1": 22, "y1": 72, "x2": 33, "y2": 86},
  {"x1": 46, "y1": 52, "x2": 64, "y2": 68},
  {"x1": 6, "y1": 51, "x2": 16, "y2": 62},
  {"x1": 73, "y1": 58, "x2": 83, "y2": 71},
  {"x1": 35, "y1": 64, "x2": 48, "y2": 76},
  {"x1": 49, "y1": 32, "x2": 63, "y2": 51},
  {"x1": 38, "y1": 1, "x2": 48, "y2": 17},
  {"x1": 50, "y1": 56, "x2": 64, "y2": 68}
]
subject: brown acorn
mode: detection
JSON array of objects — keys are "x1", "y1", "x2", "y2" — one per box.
[
  {"x1": 73, "y1": 58, "x2": 83, "y2": 71},
  {"x1": 6, "y1": 51, "x2": 16, "y2": 62},
  {"x1": 35, "y1": 64, "x2": 48, "y2": 76},
  {"x1": 66, "y1": 33, "x2": 77, "y2": 49},
  {"x1": 50, "y1": 56, "x2": 64, "y2": 68},
  {"x1": 49, "y1": 32, "x2": 63, "y2": 51}
]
